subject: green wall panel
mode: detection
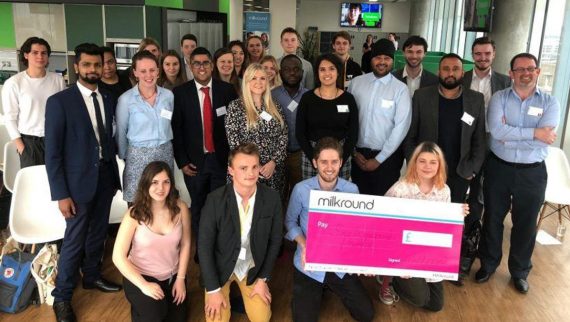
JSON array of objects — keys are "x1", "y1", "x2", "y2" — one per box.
[
  {"x1": 145, "y1": 6, "x2": 163, "y2": 46},
  {"x1": 145, "y1": 0, "x2": 182, "y2": 9},
  {"x1": 65, "y1": 4, "x2": 104, "y2": 49},
  {"x1": 0, "y1": 3, "x2": 16, "y2": 48},
  {"x1": 105, "y1": 5, "x2": 144, "y2": 40}
]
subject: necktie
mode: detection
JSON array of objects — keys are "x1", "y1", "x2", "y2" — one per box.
[
  {"x1": 91, "y1": 92, "x2": 110, "y2": 161},
  {"x1": 201, "y1": 87, "x2": 215, "y2": 152}
]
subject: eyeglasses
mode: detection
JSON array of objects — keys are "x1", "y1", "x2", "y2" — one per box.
[
  {"x1": 512, "y1": 67, "x2": 538, "y2": 73},
  {"x1": 281, "y1": 67, "x2": 302, "y2": 73},
  {"x1": 191, "y1": 61, "x2": 212, "y2": 69}
]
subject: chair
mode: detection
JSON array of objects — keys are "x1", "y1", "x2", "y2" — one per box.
[
  {"x1": 9, "y1": 165, "x2": 66, "y2": 244},
  {"x1": 537, "y1": 147, "x2": 570, "y2": 229},
  {"x1": 109, "y1": 157, "x2": 127, "y2": 224},
  {"x1": 0, "y1": 125, "x2": 10, "y2": 171},
  {"x1": 174, "y1": 165, "x2": 191, "y2": 207},
  {"x1": 3, "y1": 140, "x2": 21, "y2": 193}
]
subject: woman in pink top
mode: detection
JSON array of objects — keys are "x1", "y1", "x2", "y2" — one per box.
[
  {"x1": 377, "y1": 142, "x2": 468, "y2": 311},
  {"x1": 113, "y1": 161, "x2": 191, "y2": 322}
]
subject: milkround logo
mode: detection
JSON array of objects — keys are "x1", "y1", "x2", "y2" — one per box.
[{"x1": 4, "y1": 267, "x2": 14, "y2": 279}]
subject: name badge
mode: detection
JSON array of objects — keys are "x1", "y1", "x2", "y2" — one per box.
[
  {"x1": 461, "y1": 112, "x2": 475, "y2": 126},
  {"x1": 337, "y1": 105, "x2": 349, "y2": 113},
  {"x1": 160, "y1": 109, "x2": 172, "y2": 120},
  {"x1": 238, "y1": 247, "x2": 247, "y2": 260},
  {"x1": 381, "y1": 99, "x2": 394, "y2": 109},
  {"x1": 216, "y1": 106, "x2": 227, "y2": 116},
  {"x1": 260, "y1": 111, "x2": 273, "y2": 122},
  {"x1": 287, "y1": 100, "x2": 299, "y2": 112},
  {"x1": 528, "y1": 106, "x2": 543, "y2": 117}
]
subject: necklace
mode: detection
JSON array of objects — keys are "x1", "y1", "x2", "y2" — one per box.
[
  {"x1": 317, "y1": 87, "x2": 339, "y2": 99},
  {"x1": 139, "y1": 85, "x2": 157, "y2": 100}
]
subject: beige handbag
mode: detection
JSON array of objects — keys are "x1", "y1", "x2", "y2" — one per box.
[{"x1": 30, "y1": 244, "x2": 58, "y2": 305}]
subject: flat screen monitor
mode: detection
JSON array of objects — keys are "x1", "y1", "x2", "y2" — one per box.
[
  {"x1": 340, "y1": 2, "x2": 383, "y2": 28},
  {"x1": 463, "y1": 0, "x2": 494, "y2": 32}
]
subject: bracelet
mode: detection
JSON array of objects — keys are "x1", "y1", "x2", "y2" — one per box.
[{"x1": 176, "y1": 275, "x2": 186, "y2": 280}]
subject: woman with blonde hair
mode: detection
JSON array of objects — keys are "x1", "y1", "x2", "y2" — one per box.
[
  {"x1": 260, "y1": 55, "x2": 282, "y2": 90},
  {"x1": 377, "y1": 141, "x2": 468, "y2": 311},
  {"x1": 138, "y1": 37, "x2": 161, "y2": 59},
  {"x1": 225, "y1": 63, "x2": 288, "y2": 194}
]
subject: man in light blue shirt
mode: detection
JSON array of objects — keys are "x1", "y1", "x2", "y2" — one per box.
[
  {"x1": 348, "y1": 38, "x2": 411, "y2": 196},
  {"x1": 476, "y1": 53, "x2": 560, "y2": 294},
  {"x1": 272, "y1": 54, "x2": 308, "y2": 202},
  {"x1": 285, "y1": 137, "x2": 374, "y2": 322}
]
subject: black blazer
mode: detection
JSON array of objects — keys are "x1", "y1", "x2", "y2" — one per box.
[
  {"x1": 463, "y1": 70, "x2": 511, "y2": 94},
  {"x1": 172, "y1": 79, "x2": 238, "y2": 170},
  {"x1": 393, "y1": 67, "x2": 439, "y2": 92},
  {"x1": 198, "y1": 183, "x2": 282, "y2": 292},
  {"x1": 45, "y1": 85, "x2": 121, "y2": 203},
  {"x1": 403, "y1": 85, "x2": 486, "y2": 178}
]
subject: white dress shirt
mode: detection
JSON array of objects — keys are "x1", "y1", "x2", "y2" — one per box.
[
  {"x1": 76, "y1": 81, "x2": 106, "y2": 159},
  {"x1": 194, "y1": 79, "x2": 213, "y2": 152}
]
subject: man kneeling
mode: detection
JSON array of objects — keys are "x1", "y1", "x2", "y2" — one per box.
[
  {"x1": 285, "y1": 137, "x2": 374, "y2": 322},
  {"x1": 198, "y1": 143, "x2": 283, "y2": 322}
]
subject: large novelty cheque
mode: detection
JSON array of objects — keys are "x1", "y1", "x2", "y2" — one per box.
[{"x1": 305, "y1": 190, "x2": 464, "y2": 281}]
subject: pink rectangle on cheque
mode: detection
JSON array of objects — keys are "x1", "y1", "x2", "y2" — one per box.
[{"x1": 305, "y1": 211, "x2": 463, "y2": 279}]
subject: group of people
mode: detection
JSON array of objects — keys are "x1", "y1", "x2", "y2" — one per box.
[{"x1": 0, "y1": 24, "x2": 559, "y2": 322}]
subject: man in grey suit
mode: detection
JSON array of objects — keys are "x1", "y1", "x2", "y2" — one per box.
[
  {"x1": 462, "y1": 37, "x2": 511, "y2": 280},
  {"x1": 392, "y1": 35, "x2": 439, "y2": 97},
  {"x1": 404, "y1": 54, "x2": 486, "y2": 285}
]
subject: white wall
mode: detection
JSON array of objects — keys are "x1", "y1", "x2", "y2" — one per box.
[
  {"x1": 269, "y1": 0, "x2": 297, "y2": 58},
  {"x1": 297, "y1": 0, "x2": 411, "y2": 35},
  {"x1": 229, "y1": 0, "x2": 243, "y2": 41}
]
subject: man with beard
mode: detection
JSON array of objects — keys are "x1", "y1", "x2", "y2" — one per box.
[
  {"x1": 46, "y1": 43, "x2": 122, "y2": 322},
  {"x1": 404, "y1": 53, "x2": 486, "y2": 284},
  {"x1": 272, "y1": 54, "x2": 308, "y2": 201},
  {"x1": 285, "y1": 137, "x2": 374, "y2": 322},
  {"x1": 278, "y1": 27, "x2": 314, "y2": 90},
  {"x1": 393, "y1": 35, "x2": 438, "y2": 97},
  {"x1": 461, "y1": 37, "x2": 511, "y2": 280},
  {"x1": 348, "y1": 38, "x2": 411, "y2": 196},
  {"x1": 331, "y1": 31, "x2": 362, "y2": 89},
  {"x1": 476, "y1": 53, "x2": 559, "y2": 294}
]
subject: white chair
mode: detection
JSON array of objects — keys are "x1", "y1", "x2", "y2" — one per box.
[
  {"x1": 3, "y1": 140, "x2": 21, "y2": 193},
  {"x1": 9, "y1": 165, "x2": 66, "y2": 244},
  {"x1": 0, "y1": 125, "x2": 10, "y2": 171},
  {"x1": 537, "y1": 147, "x2": 570, "y2": 229},
  {"x1": 174, "y1": 165, "x2": 191, "y2": 207},
  {"x1": 109, "y1": 157, "x2": 127, "y2": 224}
]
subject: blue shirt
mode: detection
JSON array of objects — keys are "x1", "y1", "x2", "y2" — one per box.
[
  {"x1": 348, "y1": 72, "x2": 411, "y2": 163},
  {"x1": 488, "y1": 87, "x2": 560, "y2": 163},
  {"x1": 271, "y1": 85, "x2": 308, "y2": 152},
  {"x1": 116, "y1": 85, "x2": 174, "y2": 159},
  {"x1": 285, "y1": 176, "x2": 359, "y2": 282}
]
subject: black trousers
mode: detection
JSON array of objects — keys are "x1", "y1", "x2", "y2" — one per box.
[
  {"x1": 52, "y1": 161, "x2": 116, "y2": 301},
  {"x1": 447, "y1": 173, "x2": 470, "y2": 203},
  {"x1": 19, "y1": 134, "x2": 45, "y2": 168},
  {"x1": 351, "y1": 147, "x2": 404, "y2": 196},
  {"x1": 292, "y1": 268, "x2": 374, "y2": 322},
  {"x1": 479, "y1": 155, "x2": 547, "y2": 279},
  {"x1": 123, "y1": 275, "x2": 188, "y2": 322},
  {"x1": 392, "y1": 278, "x2": 443, "y2": 312},
  {"x1": 183, "y1": 154, "x2": 226, "y2": 249}
]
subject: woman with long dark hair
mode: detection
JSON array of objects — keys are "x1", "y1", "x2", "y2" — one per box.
[
  {"x1": 158, "y1": 50, "x2": 187, "y2": 90},
  {"x1": 295, "y1": 53, "x2": 359, "y2": 180},
  {"x1": 113, "y1": 161, "x2": 190, "y2": 321}
]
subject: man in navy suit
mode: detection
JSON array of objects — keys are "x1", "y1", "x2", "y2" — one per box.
[
  {"x1": 172, "y1": 47, "x2": 238, "y2": 262},
  {"x1": 45, "y1": 43, "x2": 121, "y2": 322}
]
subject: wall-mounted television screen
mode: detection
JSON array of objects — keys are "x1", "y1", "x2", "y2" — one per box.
[
  {"x1": 463, "y1": 0, "x2": 494, "y2": 32},
  {"x1": 340, "y1": 2, "x2": 383, "y2": 28}
]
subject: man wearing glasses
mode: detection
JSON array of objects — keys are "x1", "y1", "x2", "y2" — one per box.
[
  {"x1": 172, "y1": 47, "x2": 238, "y2": 262},
  {"x1": 476, "y1": 53, "x2": 560, "y2": 294}
]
